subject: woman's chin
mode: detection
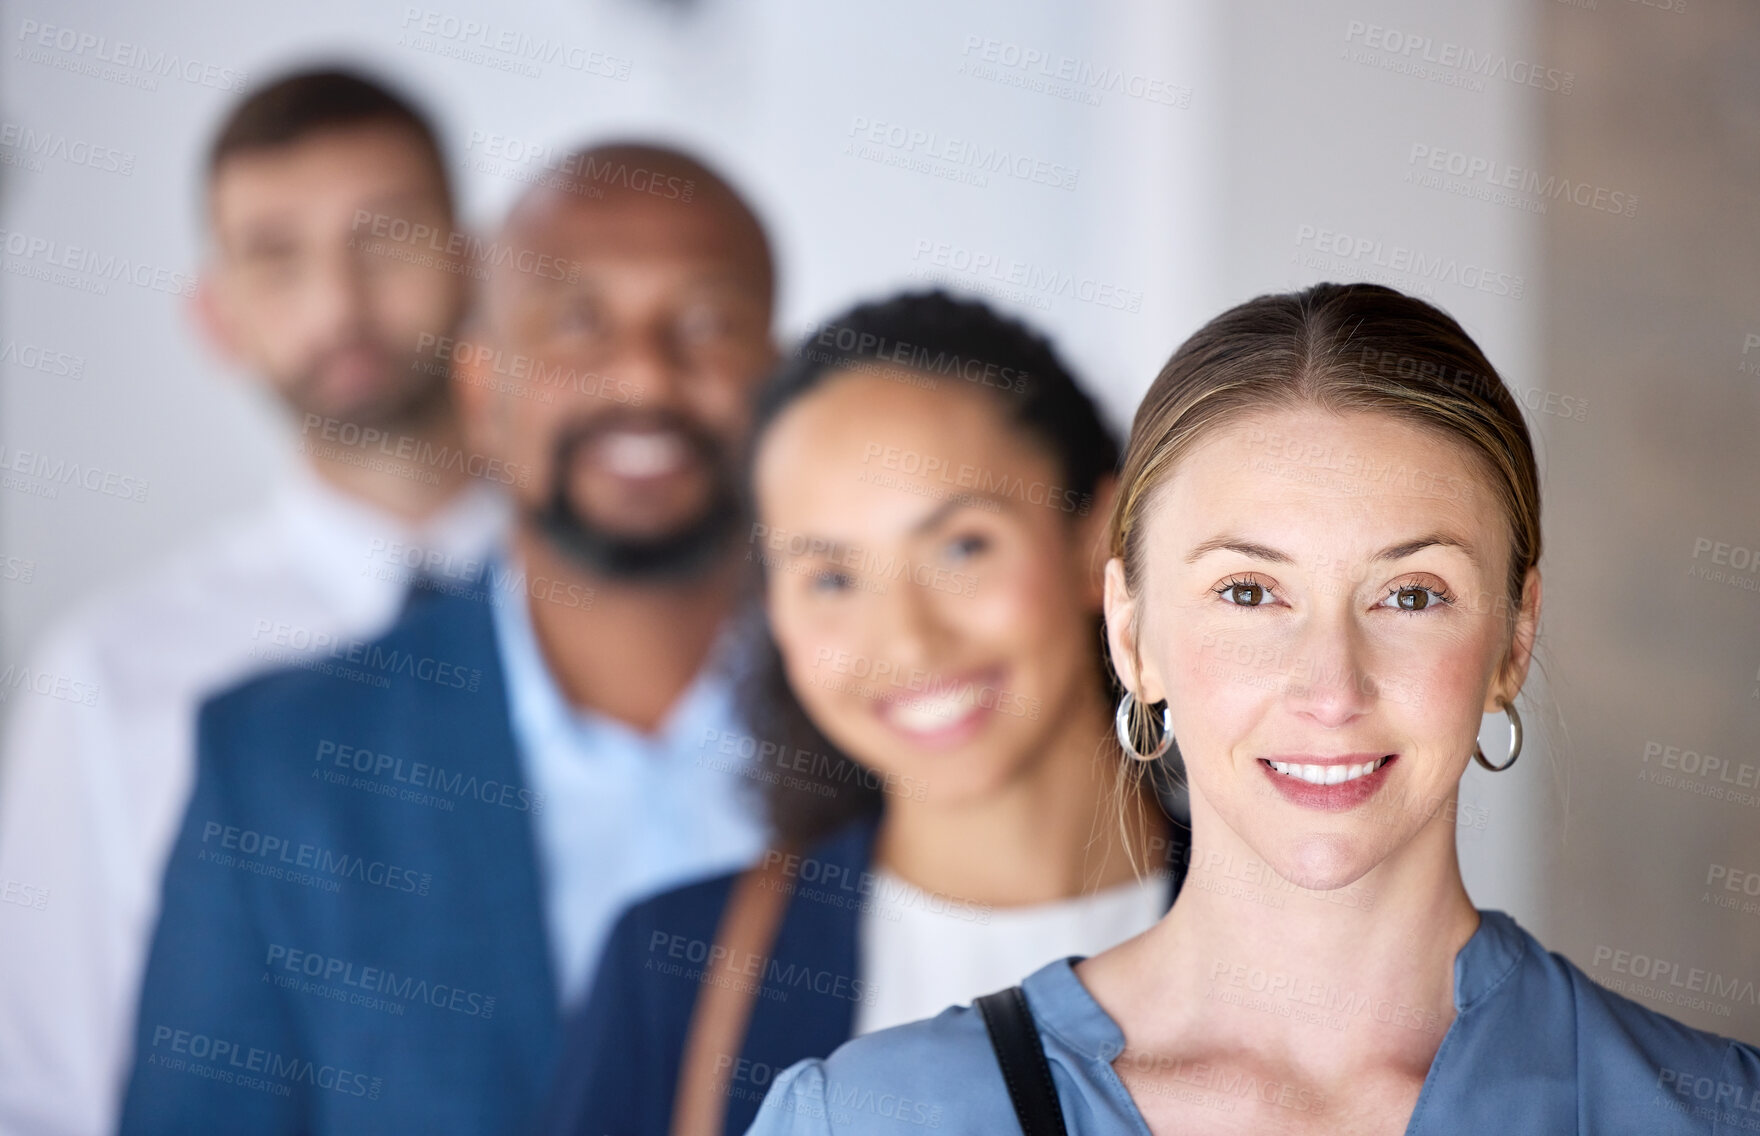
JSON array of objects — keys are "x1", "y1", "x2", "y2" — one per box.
[
  {"x1": 1258, "y1": 832, "x2": 1385, "y2": 895},
  {"x1": 909, "y1": 766, "x2": 1027, "y2": 812}
]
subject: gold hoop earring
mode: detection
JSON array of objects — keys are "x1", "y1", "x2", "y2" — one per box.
[
  {"x1": 1473, "y1": 698, "x2": 1523, "y2": 772},
  {"x1": 1114, "y1": 691, "x2": 1174, "y2": 762}
]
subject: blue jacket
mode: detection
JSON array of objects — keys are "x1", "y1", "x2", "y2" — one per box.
[
  {"x1": 543, "y1": 815, "x2": 1188, "y2": 1135},
  {"x1": 119, "y1": 581, "x2": 560, "y2": 1135}
]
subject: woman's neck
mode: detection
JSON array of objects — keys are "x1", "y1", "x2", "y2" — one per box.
[
  {"x1": 1084, "y1": 793, "x2": 1480, "y2": 1083},
  {"x1": 871, "y1": 679, "x2": 1168, "y2": 908}
]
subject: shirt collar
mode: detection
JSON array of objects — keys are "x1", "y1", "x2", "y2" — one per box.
[
  {"x1": 273, "y1": 462, "x2": 510, "y2": 606},
  {"x1": 1452, "y1": 908, "x2": 1527, "y2": 1011},
  {"x1": 1024, "y1": 906, "x2": 1532, "y2": 1062},
  {"x1": 1023, "y1": 956, "x2": 1132, "y2": 1062},
  {"x1": 487, "y1": 550, "x2": 738, "y2": 752}
]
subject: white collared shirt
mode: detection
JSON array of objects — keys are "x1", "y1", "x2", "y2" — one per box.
[
  {"x1": 0, "y1": 466, "x2": 508, "y2": 1136},
  {"x1": 486, "y1": 565, "x2": 767, "y2": 1008}
]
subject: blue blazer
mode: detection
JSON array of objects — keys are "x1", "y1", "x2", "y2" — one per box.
[
  {"x1": 120, "y1": 581, "x2": 559, "y2": 1136},
  {"x1": 543, "y1": 815, "x2": 1187, "y2": 1135}
]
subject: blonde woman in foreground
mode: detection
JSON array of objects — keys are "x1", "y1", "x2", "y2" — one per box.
[{"x1": 746, "y1": 282, "x2": 1760, "y2": 1134}]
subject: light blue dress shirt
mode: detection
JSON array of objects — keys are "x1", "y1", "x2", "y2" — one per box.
[
  {"x1": 489, "y1": 571, "x2": 767, "y2": 1009},
  {"x1": 746, "y1": 909, "x2": 1760, "y2": 1134}
]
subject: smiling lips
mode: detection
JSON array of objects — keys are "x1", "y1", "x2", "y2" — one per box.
[
  {"x1": 874, "y1": 667, "x2": 1003, "y2": 746},
  {"x1": 593, "y1": 431, "x2": 693, "y2": 479},
  {"x1": 1258, "y1": 753, "x2": 1398, "y2": 811},
  {"x1": 1265, "y1": 755, "x2": 1392, "y2": 785}
]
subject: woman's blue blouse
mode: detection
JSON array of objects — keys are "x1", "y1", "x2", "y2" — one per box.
[{"x1": 746, "y1": 909, "x2": 1760, "y2": 1134}]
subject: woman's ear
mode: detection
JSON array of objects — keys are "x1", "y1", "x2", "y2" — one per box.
[
  {"x1": 1104, "y1": 557, "x2": 1162, "y2": 702},
  {"x1": 1490, "y1": 566, "x2": 1543, "y2": 709}
]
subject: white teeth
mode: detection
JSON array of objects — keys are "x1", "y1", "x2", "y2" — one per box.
[
  {"x1": 1267, "y1": 757, "x2": 1387, "y2": 786},
  {"x1": 886, "y1": 694, "x2": 971, "y2": 732},
  {"x1": 599, "y1": 433, "x2": 688, "y2": 478}
]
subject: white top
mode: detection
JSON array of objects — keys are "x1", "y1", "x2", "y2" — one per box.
[
  {"x1": 486, "y1": 569, "x2": 766, "y2": 1007},
  {"x1": 851, "y1": 866, "x2": 1171, "y2": 1037},
  {"x1": 0, "y1": 466, "x2": 508, "y2": 1136}
]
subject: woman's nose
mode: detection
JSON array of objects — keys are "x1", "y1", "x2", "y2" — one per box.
[
  {"x1": 863, "y1": 567, "x2": 952, "y2": 680},
  {"x1": 1282, "y1": 613, "x2": 1377, "y2": 729}
]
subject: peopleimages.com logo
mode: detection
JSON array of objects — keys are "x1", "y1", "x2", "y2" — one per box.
[
  {"x1": 196, "y1": 821, "x2": 433, "y2": 897},
  {"x1": 140, "y1": 1025, "x2": 381, "y2": 1099}
]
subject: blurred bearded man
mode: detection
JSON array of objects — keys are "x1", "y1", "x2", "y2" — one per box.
[
  {"x1": 117, "y1": 142, "x2": 777, "y2": 1136},
  {"x1": 0, "y1": 68, "x2": 508, "y2": 1136}
]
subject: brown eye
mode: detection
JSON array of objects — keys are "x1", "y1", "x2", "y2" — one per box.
[
  {"x1": 1225, "y1": 582, "x2": 1266, "y2": 606},
  {"x1": 809, "y1": 569, "x2": 854, "y2": 595},
  {"x1": 1382, "y1": 585, "x2": 1448, "y2": 612}
]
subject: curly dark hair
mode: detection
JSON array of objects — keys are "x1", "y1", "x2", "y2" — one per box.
[{"x1": 734, "y1": 290, "x2": 1125, "y2": 848}]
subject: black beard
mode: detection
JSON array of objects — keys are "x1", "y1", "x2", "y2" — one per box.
[{"x1": 531, "y1": 414, "x2": 742, "y2": 583}]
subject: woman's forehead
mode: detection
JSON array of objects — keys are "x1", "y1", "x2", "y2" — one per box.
[
  {"x1": 760, "y1": 369, "x2": 1042, "y2": 478},
  {"x1": 755, "y1": 370, "x2": 1057, "y2": 531},
  {"x1": 1145, "y1": 407, "x2": 1509, "y2": 561}
]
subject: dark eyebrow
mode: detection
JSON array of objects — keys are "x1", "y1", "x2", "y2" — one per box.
[
  {"x1": 774, "y1": 494, "x2": 1007, "y2": 562},
  {"x1": 1374, "y1": 533, "x2": 1479, "y2": 566},
  {"x1": 1184, "y1": 536, "x2": 1295, "y2": 564},
  {"x1": 910, "y1": 490, "x2": 1022, "y2": 534},
  {"x1": 784, "y1": 538, "x2": 854, "y2": 562},
  {"x1": 1184, "y1": 533, "x2": 1479, "y2": 567},
  {"x1": 910, "y1": 496, "x2": 973, "y2": 536}
]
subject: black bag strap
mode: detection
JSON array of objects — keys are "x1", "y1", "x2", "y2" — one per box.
[{"x1": 975, "y1": 986, "x2": 1069, "y2": 1136}]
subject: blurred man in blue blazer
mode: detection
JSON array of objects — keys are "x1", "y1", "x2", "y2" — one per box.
[
  {"x1": 0, "y1": 68, "x2": 510, "y2": 1136},
  {"x1": 118, "y1": 143, "x2": 779, "y2": 1135}
]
